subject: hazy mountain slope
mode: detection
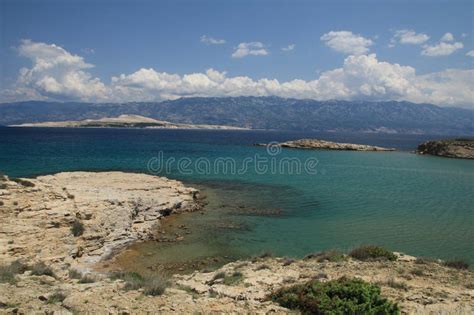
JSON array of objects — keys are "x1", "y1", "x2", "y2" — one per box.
[{"x1": 0, "y1": 97, "x2": 472, "y2": 135}]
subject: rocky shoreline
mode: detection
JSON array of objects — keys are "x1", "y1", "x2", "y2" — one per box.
[
  {"x1": 0, "y1": 172, "x2": 202, "y2": 274},
  {"x1": 258, "y1": 139, "x2": 395, "y2": 151},
  {"x1": 1, "y1": 172, "x2": 473, "y2": 314},
  {"x1": 417, "y1": 139, "x2": 474, "y2": 159}
]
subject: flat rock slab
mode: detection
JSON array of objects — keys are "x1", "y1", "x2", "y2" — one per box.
[{"x1": 0, "y1": 171, "x2": 201, "y2": 272}]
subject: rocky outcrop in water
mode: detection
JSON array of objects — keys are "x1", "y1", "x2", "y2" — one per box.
[
  {"x1": 417, "y1": 139, "x2": 474, "y2": 159},
  {"x1": 259, "y1": 139, "x2": 395, "y2": 151}
]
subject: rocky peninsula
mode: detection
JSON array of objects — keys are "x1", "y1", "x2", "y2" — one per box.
[
  {"x1": 417, "y1": 139, "x2": 474, "y2": 159},
  {"x1": 0, "y1": 172, "x2": 473, "y2": 314},
  {"x1": 0, "y1": 172, "x2": 202, "y2": 272},
  {"x1": 10, "y1": 114, "x2": 248, "y2": 130},
  {"x1": 259, "y1": 139, "x2": 395, "y2": 151}
]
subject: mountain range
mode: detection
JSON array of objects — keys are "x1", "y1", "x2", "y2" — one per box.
[{"x1": 0, "y1": 97, "x2": 472, "y2": 135}]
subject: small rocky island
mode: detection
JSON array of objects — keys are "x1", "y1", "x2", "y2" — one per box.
[
  {"x1": 10, "y1": 114, "x2": 248, "y2": 130},
  {"x1": 417, "y1": 139, "x2": 474, "y2": 159},
  {"x1": 259, "y1": 139, "x2": 395, "y2": 151},
  {"x1": 1, "y1": 172, "x2": 473, "y2": 313}
]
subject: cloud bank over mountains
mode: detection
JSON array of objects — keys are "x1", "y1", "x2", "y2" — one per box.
[{"x1": 1, "y1": 38, "x2": 473, "y2": 108}]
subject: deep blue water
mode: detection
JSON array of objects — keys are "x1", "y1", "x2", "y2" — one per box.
[{"x1": 1, "y1": 127, "x2": 473, "y2": 262}]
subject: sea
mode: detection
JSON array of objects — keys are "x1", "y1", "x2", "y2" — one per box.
[{"x1": 1, "y1": 127, "x2": 473, "y2": 269}]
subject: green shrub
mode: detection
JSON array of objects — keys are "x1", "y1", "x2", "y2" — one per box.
[
  {"x1": 111, "y1": 271, "x2": 144, "y2": 290},
  {"x1": 444, "y1": 260, "x2": 469, "y2": 270},
  {"x1": 0, "y1": 267, "x2": 15, "y2": 284},
  {"x1": 271, "y1": 277, "x2": 400, "y2": 314},
  {"x1": 78, "y1": 275, "x2": 95, "y2": 283},
  {"x1": 410, "y1": 268, "x2": 425, "y2": 276},
  {"x1": 71, "y1": 220, "x2": 84, "y2": 237},
  {"x1": 415, "y1": 257, "x2": 437, "y2": 265},
  {"x1": 47, "y1": 291, "x2": 66, "y2": 304},
  {"x1": 255, "y1": 264, "x2": 271, "y2": 271},
  {"x1": 31, "y1": 262, "x2": 54, "y2": 277},
  {"x1": 223, "y1": 271, "x2": 244, "y2": 286},
  {"x1": 143, "y1": 275, "x2": 169, "y2": 296},
  {"x1": 349, "y1": 245, "x2": 397, "y2": 261},
  {"x1": 110, "y1": 271, "x2": 169, "y2": 296},
  {"x1": 0, "y1": 260, "x2": 29, "y2": 284},
  {"x1": 68, "y1": 269, "x2": 82, "y2": 279},
  {"x1": 208, "y1": 271, "x2": 244, "y2": 286},
  {"x1": 8, "y1": 260, "x2": 29, "y2": 274}
]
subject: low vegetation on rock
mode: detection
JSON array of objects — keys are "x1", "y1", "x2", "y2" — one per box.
[
  {"x1": 385, "y1": 278, "x2": 409, "y2": 291},
  {"x1": 444, "y1": 259, "x2": 470, "y2": 270},
  {"x1": 47, "y1": 291, "x2": 66, "y2": 304},
  {"x1": 30, "y1": 262, "x2": 54, "y2": 277},
  {"x1": 0, "y1": 261, "x2": 29, "y2": 284},
  {"x1": 110, "y1": 271, "x2": 169, "y2": 296},
  {"x1": 223, "y1": 271, "x2": 244, "y2": 285},
  {"x1": 78, "y1": 274, "x2": 95, "y2": 284},
  {"x1": 11, "y1": 178, "x2": 35, "y2": 187},
  {"x1": 271, "y1": 277, "x2": 400, "y2": 314},
  {"x1": 304, "y1": 249, "x2": 346, "y2": 262},
  {"x1": 208, "y1": 271, "x2": 244, "y2": 286},
  {"x1": 68, "y1": 269, "x2": 82, "y2": 279},
  {"x1": 71, "y1": 220, "x2": 85, "y2": 237},
  {"x1": 349, "y1": 245, "x2": 397, "y2": 261}
]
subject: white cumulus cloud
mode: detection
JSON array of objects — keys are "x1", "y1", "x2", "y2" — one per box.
[
  {"x1": 320, "y1": 31, "x2": 373, "y2": 55},
  {"x1": 392, "y1": 29, "x2": 430, "y2": 45},
  {"x1": 200, "y1": 35, "x2": 226, "y2": 45},
  {"x1": 14, "y1": 39, "x2": 108, "y2": 101},
  {"x1": 2, "y1": 40, "x2": 473, "y2": 108},
  {"x1": 281, "y1": 44, "x2": 295, "y2": 52},
  {"x1": 466, "y1": 50, "x2": 474, "y2": 57},
  {"x1": 421, "y1": 33, "x2": 464, "y2": 56},
  {"x1": 231, "y1": 42, "x2": 269, "y2": 58}
]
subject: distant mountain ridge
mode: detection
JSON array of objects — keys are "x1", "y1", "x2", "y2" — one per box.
[{"x1": 0, "y1": 97, "x2": 472, "y2": 135}]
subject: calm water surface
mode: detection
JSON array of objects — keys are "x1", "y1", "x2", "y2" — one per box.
[{"x1": 1, "y1": 127, "x2": 473, "y2": 265}]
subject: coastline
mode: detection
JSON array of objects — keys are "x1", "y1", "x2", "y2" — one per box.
[
  {"x1": 1, "y1": 171, "x2": 473, "y2": 313},
  {"x1": 8, "y1": 114, "x2": 250, "y2": 131},
  {"x1": 0, "y1": 171, "x2": 203, "y2": 274}
]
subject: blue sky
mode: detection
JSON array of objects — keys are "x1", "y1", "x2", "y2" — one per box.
[{"x1": 1, "y1": 0, "x2": 473, "y2": 107}]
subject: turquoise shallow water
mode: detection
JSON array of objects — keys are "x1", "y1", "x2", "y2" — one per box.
[{"x1": 0, "y1": 127, "x2": 473, "y2": 263}]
